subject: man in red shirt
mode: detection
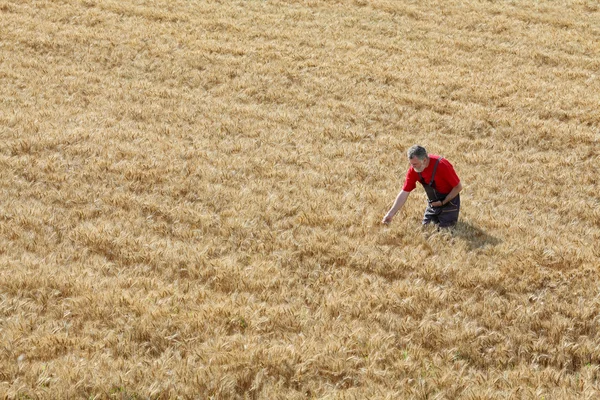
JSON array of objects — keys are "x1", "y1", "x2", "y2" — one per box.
[{"x1": 382, "y1": 145, "x2": 463, "y2": 228}]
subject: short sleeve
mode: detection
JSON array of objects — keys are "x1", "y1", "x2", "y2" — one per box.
[{"x1": 401, "y1": 168, "x2": 418, "y2": 192}]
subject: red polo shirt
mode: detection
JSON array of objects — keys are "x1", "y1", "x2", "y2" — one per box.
[{"x1": 402, "y1": 155, "x2": 460, "y2": 194}]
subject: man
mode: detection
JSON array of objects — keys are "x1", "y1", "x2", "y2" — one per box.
[{"x1": 382, "y1": 145, "x2": 463, "y2": 228}]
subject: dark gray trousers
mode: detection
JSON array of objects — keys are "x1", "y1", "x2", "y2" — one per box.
[{"x1": 422, "y1": 194, "x2": 460, "y2": 228}]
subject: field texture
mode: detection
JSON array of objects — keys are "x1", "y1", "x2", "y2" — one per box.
[{"x1": 1, "y1": 0, "x2": 599, "y2": 398}]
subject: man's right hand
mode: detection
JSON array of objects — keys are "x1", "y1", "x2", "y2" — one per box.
[{"x1": 382, "y1": 215, "x2": 393, "y2": 224}]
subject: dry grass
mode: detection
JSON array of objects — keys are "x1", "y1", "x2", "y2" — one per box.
[{"x1": 0, "y1": 0, "x2": 599, "y2": 398}]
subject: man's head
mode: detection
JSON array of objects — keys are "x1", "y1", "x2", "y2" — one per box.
[{"x1": 407, "y1": 145, "x2": 428, "y2": 173}]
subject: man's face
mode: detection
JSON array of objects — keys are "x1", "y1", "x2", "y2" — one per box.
[{"x1": 409, "y1": 156, "x2": 427, "y2": 173}]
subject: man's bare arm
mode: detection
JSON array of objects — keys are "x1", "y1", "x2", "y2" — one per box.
[
  {"x1": 429, "y1": 182, "x2": 463, "y2": 208},
  {"x1": 382, "y1": 190, "x2": 410, "y2": 224}
]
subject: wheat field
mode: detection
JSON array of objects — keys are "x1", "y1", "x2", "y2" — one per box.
[{"x1": 0, "y1": 0, "x2": 599, "y2": 398}]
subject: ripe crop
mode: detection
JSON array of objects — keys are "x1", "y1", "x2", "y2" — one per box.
[{"x1": 1, "y1": 0, "x2": 599, "y2": 398}]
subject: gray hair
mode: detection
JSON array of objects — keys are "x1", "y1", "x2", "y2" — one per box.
[{"x1": 407, "y1": 145, "x2": 428, "y2": 160}]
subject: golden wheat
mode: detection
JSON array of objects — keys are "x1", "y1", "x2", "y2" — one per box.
[{"x1": 1, "y1": 0, "x2": 599, "y2": 398}]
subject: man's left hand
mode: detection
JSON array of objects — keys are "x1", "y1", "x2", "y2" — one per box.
[{"x1": 431, "y1": 201, "x2": 444, "y2": 208}]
